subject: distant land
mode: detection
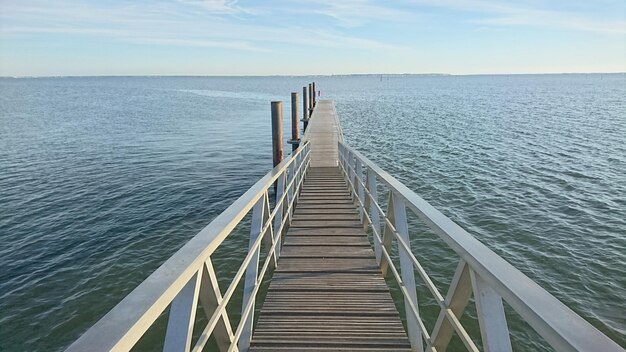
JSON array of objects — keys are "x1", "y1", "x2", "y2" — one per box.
[{"x1": 1, "y1": 72, "x2": 625, "y2": 79}]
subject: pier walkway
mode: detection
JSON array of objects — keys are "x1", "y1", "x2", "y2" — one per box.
[
  {"x1": 250, "y1": 167, "x2": 410, "y2": 351},
  {"x1": 67, "y1": 88, "x2": 624, "y2": 352},
  {"x1": 302, "y1": 100, "x2": 341, "y2": 167},
  {"x1": 251, "y1": 100, "x2": 410, "y2": 350}
]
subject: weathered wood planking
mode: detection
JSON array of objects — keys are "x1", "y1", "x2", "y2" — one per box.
[
  {"x1": 301, "y1": 100, "x2": 341, "y2": 167},
  {"x1": 249, "y1": 168, "x2": 411, "y2": 351}
]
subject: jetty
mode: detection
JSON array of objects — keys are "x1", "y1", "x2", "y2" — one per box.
[{"x1": 67, "y1": 84, "x2": 624, "y2": 352}]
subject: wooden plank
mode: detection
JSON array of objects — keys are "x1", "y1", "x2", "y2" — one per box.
[
  {"x1": 294, "y1": 208, "x2": 358, "y2": 215},
  {"x1": 283, "y1": 236, "x2": 369, "y2": 245},
  {"x1": 300, "y1": 191, "x2": 350, "y2": 196},
  {"x1": 280, "y1": 245, "x2": 373, "y2": 258},
  {"x1": 290, "y1": 220, "x2": 362, "y2": 228},
  {"x1": 287, "y1": 227, "x2": 366, "y2": 236},
  {"x1": 297, "y1": 199, "x2": 354, "y2": 205},
  {"x1": 294, "y1": 203, "x2": 357, "y2": 210},
  {"x1": 292, "y1": 214, "x2": 357, "y2": 220},
  {"x1": 275, "y1": 258, "x2": 380, "y2": 273}
]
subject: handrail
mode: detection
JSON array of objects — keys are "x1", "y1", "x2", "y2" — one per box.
[
  {"x1": 67, "y1": 142, "x2": 311, "y2": 352},
  {"x1": 338, "y1": 140, "x2": 624, "y2": 352}
]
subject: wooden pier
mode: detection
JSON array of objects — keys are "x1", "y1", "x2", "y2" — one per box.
[{"x1": 249, "y1": 100, "x2": 411, "y2": 351}]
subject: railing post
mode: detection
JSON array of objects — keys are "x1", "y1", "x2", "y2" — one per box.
[
  {"x1": 302, "y1": 86, "x2": 309, "y2": 131},
  {"x1": 163, "y1": 271, "x2": 201, "y2": 352},
  {"x1": 365, "y1": 168, "x2": 382, "y2": 263},
  {"x1": 273, "y1": 173, "x2": 286, "y2": 258},
  {"x1": 380, "y1": 192, "x2": 395, "y2": 276},
  {"x1": 347, "y1": 151, "x2": 357, "y2": 197},
  {"x1": 286, "y1": 160, "x2": 296, "y2": 226},
  {"x1": 239, "y1": 196, "x2": 266, "y2": 351},
  {"x1": 288, "y1": 92, "x2": 299, "y2": 151},
  {"x1": 470, "y1": 270, "x2": 513, "y2": 352},
  {"x1": 392, "y1": 194, "x2": 423, "y2": 352},
  {"x1": 355, "y1": 159, "x2": 365, "y2": 222}
]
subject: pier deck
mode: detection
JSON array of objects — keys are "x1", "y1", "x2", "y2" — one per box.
[
  {"x1": 303, "y1": 100, "x2": 341, "y2": 167},
  {"x1": 250, "y1": 168, "x2": 411, "y2": 351},
  {"x1": 249, "y1": 100, "x2": 411, "y2": 351}
]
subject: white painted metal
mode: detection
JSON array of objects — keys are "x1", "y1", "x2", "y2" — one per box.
[
  {"x1": 195, "y1": 259, "x2": 235, "y2": 352},
  {"x1": 355, "y1": 160, "x2": 365, "y2": 223},
  {"x1": 379, "y1": 192, "x2": 395, "y2": 277},
  {"x1": 470, "y1": 269, "x2": 513, "y2": 352},
  {"x1": 66, "y1": 142, "x2": 311, "y2": 352},
  {"x1": 338, "y1": 141, "x2": 624, "y2": 352},
  {"x1": 430, "y1": 260, "x2": 477, "y2": 352},
  {"x1": 365, "y1": 168, "x2": 382, "y2": 263},
  {"x1": 272, "y1": 173, "x2": 286, "y2": 258},
  {"x1": 392, "y1": 193, "x2": 423, "y2": 352},
  {"x1": 164, "y1": 272, "x2": 201, "y2": 352},
  {"x1": 239, "y1": 196, "x2": 265, "y2": 352}
]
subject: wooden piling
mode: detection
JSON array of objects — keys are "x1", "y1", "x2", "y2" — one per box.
[
  {"x1": 290, "y1": 92, "x2": 299, "y2": 151},
  {"x1": 308, "y1": 83, "x2": 313, "y2": 116},
  {"x1": 271, "y1": 101, "x2": 284, "y2": 168},
  {"x1": 303, "y1": 86, "x2": 309, "y2": 131},
  {"x1": 312, "y1": 81, "x2": 316, "y2": 107}
]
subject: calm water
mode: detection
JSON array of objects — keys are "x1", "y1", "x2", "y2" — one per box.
[{"x1": 1, "y1": 74, "x2": 625, "y2": 351}]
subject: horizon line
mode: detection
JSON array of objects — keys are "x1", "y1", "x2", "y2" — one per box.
[{"x1": 1, "y1": 72, "x2": 625, "y2": 79}]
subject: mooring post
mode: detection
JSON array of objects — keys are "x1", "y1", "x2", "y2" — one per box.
[
  {"x1": 308, "y1": 83, "x2": 313, "y2": 116},
  {"x1": 312, "y1": 81, "x2": 316, "y2": 107},
  {"x1": 288, "y1": 92, "x2": 300, "y2": 151},
  {"x1": 302, "y1": 86, "x2": 309, "y2": 131},
  {"x1": 271, "y1": 101, "x2": 284, "y2": 196},
  {"x1": 271, "y1": 101, "x2": 284, "y2": 168}
]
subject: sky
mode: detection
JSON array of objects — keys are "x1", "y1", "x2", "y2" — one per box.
[{"x1": 0, "y1": 0, "x2": 625, "y2": 76}]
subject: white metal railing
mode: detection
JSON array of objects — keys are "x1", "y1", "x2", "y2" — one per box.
[
  {"x1": 67, "y1": 142, "x2": 311, "y2": 352},
  {"x1": 338, "y1": 141, "x2": 623, "y2": 352}
]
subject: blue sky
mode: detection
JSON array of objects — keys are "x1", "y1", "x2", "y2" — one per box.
[{"x1": 1, "y1": 0, "x2": 625, "y2": 76}]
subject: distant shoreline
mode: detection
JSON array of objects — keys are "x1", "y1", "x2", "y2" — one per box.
[{"x1": 1, "y1": 72, "x2": 624, "y2": 79}]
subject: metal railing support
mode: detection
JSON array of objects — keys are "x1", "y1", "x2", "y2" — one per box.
[
  {"x1": 164, "y1": 272, "x2": 201, "y2": 352},
  {"x1": 392, "y1": 193, "x2": 423, "y2": 352},
  {"x1": 197, "y1": 259, "x2": 236, "y2": 352},
  {"x1": 356, "y1": 160, "x2": 365, "y2": 222},
  {"x1": 262, "y1": 193, "x2": 277, "y2": 269},
  {"x1": 429, "y1": 260, "x2": 476, "y2": 352},
  {"x1": 365, "y1": 168, "x2": 382, "y2": 263},
  {"x1": 239, "y1": 196, "x2": 266, "y2": 351},
  {"x1": 379, "y1": 192, "x2": 395, "y2": 277},
  {"x1": 470, "y1": 270, "x2": 513, "y2": 352},
  {"x1": 286, "y1": 162, "x2": 295, "y2": 226},
  {"x1": 273, "y1": 173, "x2": 286, "y2": 258}
]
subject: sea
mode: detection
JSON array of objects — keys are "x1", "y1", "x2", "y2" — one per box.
[{"x1": 1, "y1": 74, "x2": 624, "y2": 351}]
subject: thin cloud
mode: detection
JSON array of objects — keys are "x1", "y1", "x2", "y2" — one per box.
[
  {"x1": 0, "y1": 0, "x2": 405, "y2": 52},
  {"x1": 175, "y1": 0, "x2": 259, "y2": 15},
  {"x1": 306, "y1": 0, "x2": 412, "y2": 27},
  {"x1": 408, "y1": 0, "x2": 626, "y2": 34}
]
